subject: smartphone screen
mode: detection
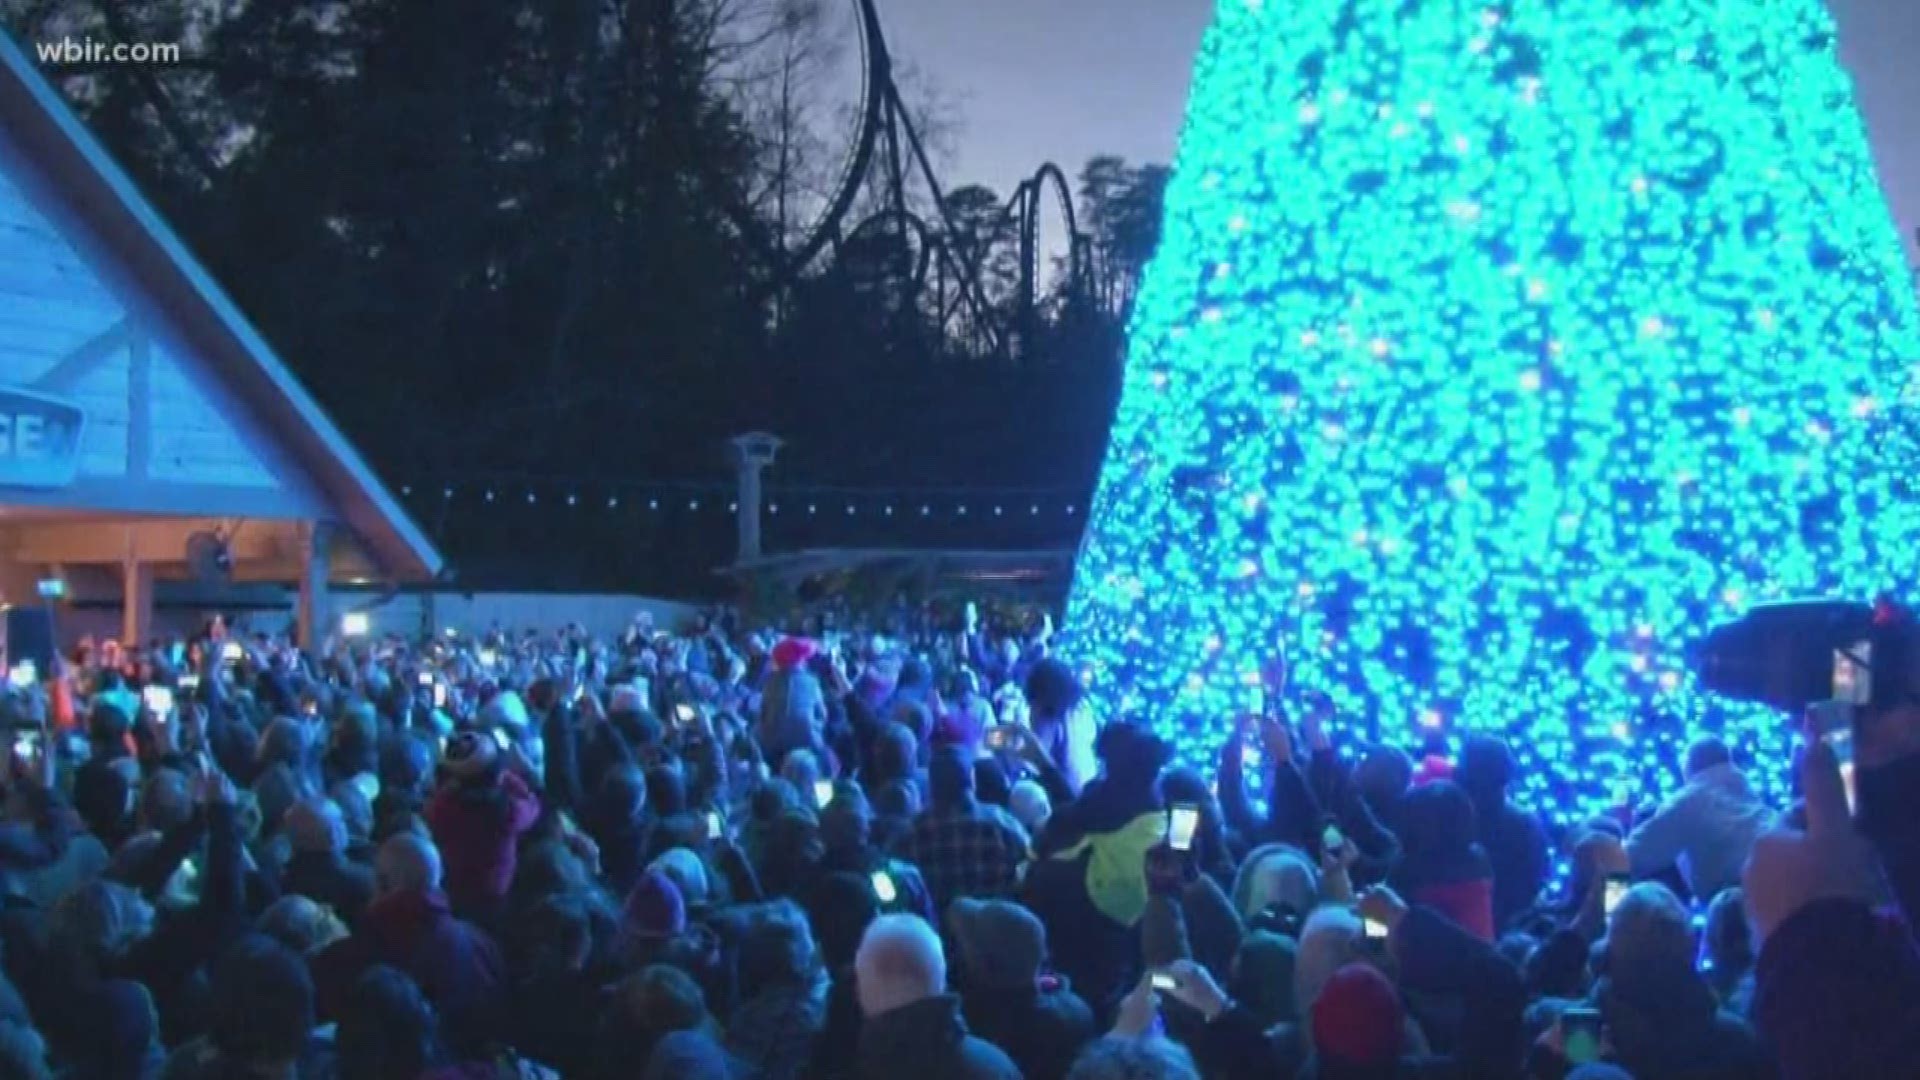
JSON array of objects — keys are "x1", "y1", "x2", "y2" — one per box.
[
  {"x1": 7, "y1": 661, "x2": 37, "y2": 689},
  {"x1": 418, "y1": 671, "x2": 435, "y2": 688},
  {"x1": 674, "y1": 703, "x2": 696, "y2": 726},
  {"x1": 1150, "y1": 972, "x2": 1179, "y2": 992},
  {"x1": 1604, "y1": 873, "x2": 1631, "y2": 917},
  {"x1": 1363, "y1": 915, "x2": 1389, "y2": 940},
  {"x1": 986, "y1": 726, "x2": 1011, "y2": 750},
  {"x1": 1245, "y1": 684, "x2": 1266, "y2": 717},
  {"x1": 814, "y1": 780, "x2": 834, "y2": 809},
  {"x1": 870, "y1": 870, "x2": 897, "y2": 903},
  {"x1": 706, "y1": 811, "x2": 724, "y2": 842},
  {"x1": 1168, "y1": 804, "x2": 1200, "y2": 851},
  {"x1": 1833, "y1": 640, "x2": 1872, "y2": 706},
  {"x1": 179, "y1": 673, "x2": 200, "y2": 691},
  {"x1": 1322, "y1": 824, "x2": 1345, "y2": 854},
  {"x1": 432, "y1": 684, "x2": 447, "y2": 709},
  {"x1": 221, "y1": 642, "x2": 243, "y2": 663},
  {"x1": 490, "y1": 728, "x2": 511, "y2": 752},
  {"x1": 142, "y1": 686, "x2": 174, "y2": 717},
  {"x1": 12, "y1": 732, "x2": 41, "y2": 766},
  {"x1": 1562, "y1": 1008, "x2": 1603, "y2": 1065},
  {"x1": 1809, "y1": 700, "x2": 1857, "y2": 810}
]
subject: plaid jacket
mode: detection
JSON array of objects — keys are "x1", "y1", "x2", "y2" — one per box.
[{"x1": 897, "y1": 802, "x2": 1031, "y2": 915}]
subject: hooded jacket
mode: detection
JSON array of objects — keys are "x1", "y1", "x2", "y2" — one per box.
[{"x1": 425, "y1": 770, "x2": 541, "y2": 917}]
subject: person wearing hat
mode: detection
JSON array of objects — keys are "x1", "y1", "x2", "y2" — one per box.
[
  {"x1": 424, "y1": 730, "x2": 541, "y2": 922},
  {"x1": 758, "y1": 638, "x2": 828, "y2": 770},
  {"x1": 947, "y1": 898, "x2": 1096, "y2": 1080}
]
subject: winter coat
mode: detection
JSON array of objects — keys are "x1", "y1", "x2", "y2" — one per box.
[
  {"x1": 855, "y1": 994, "x2": 1020, "y2": 1080},
  {"x1": 1625, "y1": 763, "x2": 1768, "y2": 901},
  {"x1": 312, "y1": 888, "x2": 506, "y2": 1055},
  {"x1": 425, "y1": 771, "x2": 541, "y2": 917},
  {"x1": 960, "y1": 975, "x2": 1097, "y2": 1080}
]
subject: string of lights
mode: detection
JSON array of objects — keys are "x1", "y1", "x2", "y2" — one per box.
[
  {"x1": 394, "y1": 478, "x2": 1088, "y2": 520},
  {"x1": 1065, "y1": 0, "x2": 1920, "y2": 837}
]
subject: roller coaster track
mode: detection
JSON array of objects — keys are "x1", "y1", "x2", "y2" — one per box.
[{"x1": 718, "y1": 0, "x2": 1093, "y2": 358}]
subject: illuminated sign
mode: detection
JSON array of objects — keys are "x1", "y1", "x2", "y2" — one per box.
[{"x1": 0, "y1": 387, "x2": 85, "y2": 488}]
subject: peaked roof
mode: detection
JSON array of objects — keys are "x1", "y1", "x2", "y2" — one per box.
[{"x1": 0, "y1": 32, "x2": 442, "y2": 581}]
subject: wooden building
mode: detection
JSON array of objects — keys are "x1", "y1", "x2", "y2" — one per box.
[{"x1": 0, "y1": 32, "x2": 440, "y2": 646}]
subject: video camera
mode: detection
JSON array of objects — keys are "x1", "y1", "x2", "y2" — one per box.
[{"x1": 1690, "y1": 598, "x2": 1915, "y2": 714}]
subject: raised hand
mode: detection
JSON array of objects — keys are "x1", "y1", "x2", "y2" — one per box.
[
  {"x1": 1110, "y1": 975, "x2": 1161, "y2": 1038},
  {"x1": 1155, "y1": 958, "x2": 1231, "y2": 1021},
  {"x1": 1743, "y1": 728, "x2": 1877, "y2": 943}
]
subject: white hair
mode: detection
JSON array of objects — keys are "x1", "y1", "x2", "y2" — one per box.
[{"x1": 855, "y1": 914, "x2": 945, "y2": 1018}]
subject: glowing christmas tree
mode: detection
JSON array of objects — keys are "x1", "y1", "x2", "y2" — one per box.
[{"x1": 1064, "y1": 0, "x2": 1920, "y2": 825}]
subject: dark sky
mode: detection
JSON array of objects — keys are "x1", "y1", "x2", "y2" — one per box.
[{"x1": 879, "y1": 0, "x2": 1920, "y2": 263}]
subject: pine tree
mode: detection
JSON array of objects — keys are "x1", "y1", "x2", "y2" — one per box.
[{"x1": 1064, "y1": 0, "x2": 1920, "y2": 822}]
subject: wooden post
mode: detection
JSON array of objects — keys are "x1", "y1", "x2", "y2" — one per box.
[
  {"x1": 120, "y1": 526, "x2": 152, "y2": 645},
  {"x1": 296, "y1": 522, "x2": 332, "y2": 648}
]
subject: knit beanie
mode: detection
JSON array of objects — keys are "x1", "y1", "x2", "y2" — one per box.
[
  {"x1": 623, "y1": 870, "x2": 687, "y2": 941},
  {"x1": 1311, "y1": 963, "x2": 1406, "y2": 1068},
  {"x1": 650, "y1": 848, "x2": 711, "y2": 908},
  {"x1": 949, "y1": 898, "x2": 1048, "y2": 990}
]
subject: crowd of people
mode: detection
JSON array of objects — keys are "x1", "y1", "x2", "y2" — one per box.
[{"x1": 0, "y1": 598, "x2": 1913, "y2": 1080}]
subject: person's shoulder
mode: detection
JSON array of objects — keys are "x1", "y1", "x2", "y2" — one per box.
[{"x1": 957, "y1": 1033, "x2": 1022, "y2": 1079}]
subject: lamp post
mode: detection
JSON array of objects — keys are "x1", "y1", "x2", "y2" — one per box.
[{"x1": 730, "y1": 432, "x2": 783, "y2": 563}]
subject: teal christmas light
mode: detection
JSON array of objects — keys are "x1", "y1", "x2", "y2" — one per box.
[{"x1": 1064, "y1": 0, "x2": 1920, "y2": 826}]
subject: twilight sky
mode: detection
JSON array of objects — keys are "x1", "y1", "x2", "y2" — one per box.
[{"x1": 878, "y1": 0, "x2": 1920, "y2": 262}]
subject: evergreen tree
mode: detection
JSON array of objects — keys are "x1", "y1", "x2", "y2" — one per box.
[{"x1": 1065, "y1": 0, "x2": 1920, "y2": 819}]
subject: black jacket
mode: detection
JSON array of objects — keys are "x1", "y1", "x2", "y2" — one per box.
[
  {"x1": 856, "y1": 994, "x2": 1020, "y2": 1080},
  {"x1": 961, "y1": 976, "x2": 1097, "y2": 1080}
]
